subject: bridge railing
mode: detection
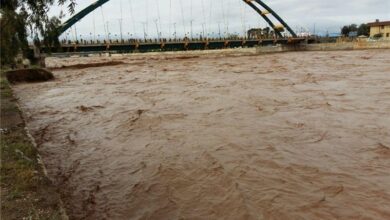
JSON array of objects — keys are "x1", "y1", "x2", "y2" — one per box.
[
  {"x1": 31, "y1": 37, "x2": 312, "y2": 54},
  {"x1": 56, "y1": 35, "x2": 292, "y2": 46}
]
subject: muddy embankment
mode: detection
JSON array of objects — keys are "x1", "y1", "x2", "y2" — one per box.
[{"x1": 12, "y1": 49, "x2": 390, "y2": 219}]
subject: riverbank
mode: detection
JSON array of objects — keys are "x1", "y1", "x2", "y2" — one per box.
[{"x1": 0, "y1": 71, "x2": 66, "y2": 219}]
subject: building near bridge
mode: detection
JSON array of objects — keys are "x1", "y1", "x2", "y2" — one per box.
[{"x1": 368, "y1": 19, "x2": 390, "y2": 39}]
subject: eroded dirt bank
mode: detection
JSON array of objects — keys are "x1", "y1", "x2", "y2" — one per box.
[{"x1": 13, "y1": 49, "x2": 390, "y2": 219}]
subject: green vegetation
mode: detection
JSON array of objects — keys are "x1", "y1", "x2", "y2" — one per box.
[
  {"x1": 373, "y1": 33, "x2": 383, "y2": 38},
  {"x1": 341, "y1": 23, "x2": 369, "y2": 37},
  {"x1": 1, "y1": 71, "x2": 64, "y2": 219},
  {"x1": 0, "y1": 0, "x2": 76, "y2": 66},
  {"x1": 247, "y1": 27, "x2": 274, "y2": 39},
  {"x1": 1, "y1": 1, "x2": 72, "y2": 216},
  {"x1": 357, "y1": 24, "x2": 369, "y2": 36}
]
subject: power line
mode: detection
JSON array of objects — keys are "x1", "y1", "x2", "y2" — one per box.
[
  {"x1": 190, "y1": 0, "x2": 193, "y2": 39},
  {"x1": 93, "y1": 10, "x2": 96, "y2": 41},
  {"x1": 201, "y1": 0, "x2": 207, "y2": 37},
  {"x1": 179, "y1": 0, "x2": 186, "y2": 37},
  {"x1": 155, "y1": 0, "x2": 162, "y2": 38},
  {"x1": 208, "y1": 0, "x2": 213, "y2": 37},
  {"x1": 169, "y1": 0, "x2": 172, "y2": 37},
  {"x1": 145, "y1": 0, "x2": 149, "y2": 37},
  {"x1": 240, "y1": 1, "x2": 245, "y2": 37},
  {"x1": 119, "y1": 0, "x2": 123, "y2": 41},
  {"x1": 100, "y1": 6, "x2": 108, "y2": 41}
]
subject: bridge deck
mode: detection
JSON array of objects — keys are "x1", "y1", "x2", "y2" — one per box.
[{"x1": 45, "y1": 38, "x2": 310, "y2": 53}]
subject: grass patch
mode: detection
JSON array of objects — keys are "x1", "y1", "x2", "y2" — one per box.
[{"x1": 1, "y1": 71, "x2": 64, "y2": 220}]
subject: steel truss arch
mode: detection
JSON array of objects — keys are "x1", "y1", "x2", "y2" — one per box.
[{"x1": 58, "y1": 0, "x2": 297, "y2": 38}]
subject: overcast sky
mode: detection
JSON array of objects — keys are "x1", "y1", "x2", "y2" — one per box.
[{"x1": 50, "y1": 0, "x2": 390, "y2": 40}]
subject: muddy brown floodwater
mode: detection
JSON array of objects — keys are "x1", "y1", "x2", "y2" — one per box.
[{"x1": 13, "y1": 49, "x2": 390, "y2": 220}]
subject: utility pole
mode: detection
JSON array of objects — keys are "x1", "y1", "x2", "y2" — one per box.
[
  {"x1": 118, "y1": 19, "x2": 123, "y2": 42},
  {"x1": 74, "y1": 25, "x2": 78, "y2": 42},
  {"x1": 202, "y1": 23, "x2": 205, "y2": 38},
  {"x1": 142, "y1": 22, "x2": 147, "y2": 40},
  {"x1": 173, "y1": 22, "x2": 177, "y2": 39},
  {"x1": 93, "y1": 12, "x2": 96, "y2": 41},
  {"x1": 169, "y1": 0, "x2": 172, "y2": 37},
  {"x1": 129, "y1": 0, "x2": 136, "y2": 38},
  {"x1": 313, "y1": 23, "x2": 316, "y2": 36},
  {"x1": 226, "y1": 22, "x2": 229, "y2": 38},
  {"x1": 218, "y1": 22, "x2": 221, "y2": 38},
  {"x1": 120, "y1": 0, "x2": 124, "y2": 40},
  {"x1": 190, "y1": 20, "x2": 194, "y2": 39},
  {"x1": 106, "y1": 21, "x2": 110, "y2": 40},
  {"x1": 154, "y1": 19, "x2": 160, "y2": 41}
]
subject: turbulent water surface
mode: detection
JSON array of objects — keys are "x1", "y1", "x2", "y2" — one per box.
[{"x1": 14, "y1": 49, "x2": 390, "y2": 219}]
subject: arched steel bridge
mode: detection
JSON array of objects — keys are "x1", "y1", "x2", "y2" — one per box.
[
  {"x1": 58, "y1": 0, "x2": 297, "y2": 38},
  {"x1": 49, "y1": 0, "x2": 311, "y2": 54}
]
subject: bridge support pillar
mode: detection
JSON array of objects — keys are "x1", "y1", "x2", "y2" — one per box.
[
  {"x1": 26, "y1": 46, "x2": 46, "y2": 67},
  {"x1": 256, "y1": 42, "x2": 308, "y2": 54}
]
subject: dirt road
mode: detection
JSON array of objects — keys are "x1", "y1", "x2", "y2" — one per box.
[{"x1": 13, "y1": 49, "x2": 390, "y2": 219}]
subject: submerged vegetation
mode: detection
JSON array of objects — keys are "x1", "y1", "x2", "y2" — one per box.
[{"x1": 5, "y1": 68, "x2": 54, "y2": 84}]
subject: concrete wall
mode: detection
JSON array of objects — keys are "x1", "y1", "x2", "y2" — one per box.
[
  {"x1": 256, "y1": 41, "x2": 390, "y2": 54},
  {"x1": 304, "y1": 41, "x2": 390, "y2": 51}
]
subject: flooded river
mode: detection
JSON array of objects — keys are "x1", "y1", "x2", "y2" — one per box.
[{"x1": 13, "y1": 49, "x2": 390, "y2": 219}]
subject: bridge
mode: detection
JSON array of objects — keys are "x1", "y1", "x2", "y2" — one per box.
[{"x1": 47, "y1": 0, "x2": 311, "y2": 54}]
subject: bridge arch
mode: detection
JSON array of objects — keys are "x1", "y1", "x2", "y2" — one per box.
[{"x1": 58, "y1": 0, "x2": 297, "y2": 38}]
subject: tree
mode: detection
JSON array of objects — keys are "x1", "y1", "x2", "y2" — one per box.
[
  {"x1": 341, "y1": 23, "x2": 365, "y2": 37},
  {"x1": 263, "y1": 27, "x2": 271, "y2": 38},
  {"x1": 349, "y1": 24, "x2": 358, "y2": 32},
  {"x1": 0, "y1": 0, "x2": 76, "y2": 66},
  {"x1": 42, "y1": 16, "x2": 63, "y2": 52},
  {"x1": 0, "y1": 2, "x2": 28, "y2": 65},
  {"x1": 247, "y1": 28, "x2": 262, "y2": 39},
  {"x1": 357, "y1": 23, "x2": 369, "y2": 36},
  {"x1": 341, "y1": 26, "x2": 350, "y2": 36}
]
